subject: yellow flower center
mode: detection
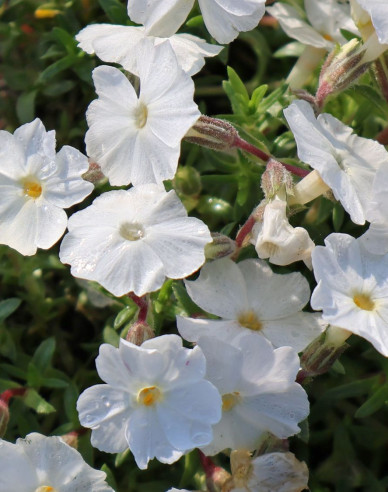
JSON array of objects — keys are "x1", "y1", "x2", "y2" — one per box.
[
  {"x1": 237, "y1": 310, "x2": 262, "y2": 331},
  {"x1": 22, "y1": 179, "x2": 42, "y2": 199},
  {"x1": 119, "y1": 222, "x2": 144, "y2": 241},
  {"x1": 137, "y1": 386, "x2": 162, "y2": 407},
  {"x1": 322, "y1": 33, "x2": 334, "y2": 41},
  {"x1": 222, "y1": 392, "x2": 241, "y2": 412},
  {"x1": 353, "y1": 293, "x2": 375, "y2": 311},
  {"x1": 35, "y1": 487, "x2": 57, "y2": 492},
  {"x1": 134, "y1": 102, "x2": 148, "y2": 129}
]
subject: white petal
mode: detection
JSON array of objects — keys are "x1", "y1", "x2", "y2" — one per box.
[
  {"x1": 0, "y1": 439, "x2": 38, "y2": 489},
  {"x1": 199, "y1": 0, "x2": 265, "y2": 44},
  {"x1": 77, "y1": 385, "x2": 130, "y2": 453},
  {"x1": 184, "y1": 258, "x2": 250, "y2": 319},
  {"x1": 356, "y1": 0, "x2": 388, "y2": 44}
]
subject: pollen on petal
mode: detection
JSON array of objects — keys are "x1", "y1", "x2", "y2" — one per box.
[
  {"x1": 137, "y1": 386, "x2": 162, "y2": 407},
  {"x1": 222, "y1": 392, "x2": 241, "y2": 412},
  {"x1": 22, "y1": 179, "x2": 42, "y2": 199},
  {"x1": 353, "y1": 293, "x2": 375, "y2": 311},
  {"x1": 35, "y1": 487, "x2": 57, "y2": 492},
  {"x1": 237, "y1": 310, "x2": 262, "y2": 331}
]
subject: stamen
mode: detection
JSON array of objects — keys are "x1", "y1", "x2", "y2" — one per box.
[
  {"x1": 134, "y1": 102, "x2": 148, "y2": 129},
  {"x1": 353, "y1": 293, "x2": 375, "y2": 311},
  {"x1": 222, "y1": 392, "x2": 241, "y2": 411},
  {"x1": 35, "y1": 487, "x2": 57, "y2": 492},
  {"x1": 119, "y1": 222, "x2": 145, "y2": 241},
  {"x1": 22, "y1": 179, "x2": 42, "y2": 199},
  {"x1": 137, "y1": 386, "x2": 162, "y2": 407},
  {"x1": 237, "y1": 310, "x2": 262, "y2": 331}
]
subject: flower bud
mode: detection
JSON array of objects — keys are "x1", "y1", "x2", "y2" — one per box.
[
  {"x1": 174, "y1": 165, "x2": 202, "y2": 196},
  {"x1": 125, "y1": 320, "x2": 155, "y2": 346},
  {"x1": 299, "y1": 325, "x2": 351, "y2": 380},
  {"x1": 0, "y1": 399, "x2": 9, "y2": 438},
  {"x1": 261, "y1": 159, "x2": 293, "y2": 200},
  {"x1": 315, "y1": 39, "x2": 371, "y2": 108},
  {"x1": 82, "y1": 161, "x2": 106, "y2": 184},
  {"x1": 60, "y1": 431, "x2": 78, "y2": 449},
  {"x1": 205, "y1": 233, "x2": 236, "y2": 260},
  {"x1": 185, "y1": 115, "x2": 238, "y2": 151}
]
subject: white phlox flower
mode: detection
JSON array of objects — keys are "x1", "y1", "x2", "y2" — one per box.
[
  {"x1": 59, "y1": 185, "x2": 212, "y2": 297},
  {"x1": 0, "y1": 118, "x2": 93, "y2": 255},
  {"x1": 195, "y1": 334, "x2": 309, "y2": 455},
  {"x1": 311, "y1": 233, "x2": 388, "y2": 357},
  {"x1": 351, "y1": 0, "x2": 388, "y2": 45},
  {"x1": 177, "y1": 257, "x2": 324, "y2": 353},
  {"x1": 267, "y1": 0, "x2": 358, "y2": 50},
  {"x1": 77, "y1": 335, "x2": 222, "y2": 469},
  {"x1": 85, "y1": 39, "x2": 200, "y2": 186},
  {"x1": 251, "y1": 197, "x2": 315, "y2": 268},
  {"x1": 225, "y1": 449, "x2": 309, "y2": 492},
  {"x1": 127, "y1": 0, "x2": 266, "y2": 45},
  {"x1": 284, "y1": 100, "x2": 388, "y2": 225},
  {"x1": 361, "y1": 164, "x2": 388, "y2": 254},
  {"x1": 0, "y1": 432, "x2": 113, "y2": 491},
  {"x1": 76, "y1": 24, "x2": 222, "y2": 77}
]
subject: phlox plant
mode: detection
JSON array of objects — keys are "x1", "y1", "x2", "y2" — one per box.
[{"x1": 1, "y1": 1, "x2": 388, "y2": 491}]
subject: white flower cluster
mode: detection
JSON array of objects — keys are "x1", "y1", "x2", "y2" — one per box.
[{"x1": 2, "y1": 0, "x2": 388, "y2": 490}]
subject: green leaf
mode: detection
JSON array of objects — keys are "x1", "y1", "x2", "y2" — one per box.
[
  {"x1": 31, "y1": 337, "x2": 55, "y2": 372},
  {"x1": 332, "y1": 202, "x2": 345, "y2": 231},
  {"x1": 16, "y1": 90, "x2": 37, "y2": 124},
  {"x1": 98, "y1": 0, "x2": 129, "y2": 24},
  {"x1": 355, "y1": 383, "x2": 388, "y2": 418},
  {"x1": 51, "y1": 27, "x2": 77, "y2": 54},
  {"x1": 115, "y1": 448, "x2": 131, "y2": 467},
  {"x1": 101, "y1": 464, "x2": 118, "y2": 489},
  {"x1": 0, "y1": 327, "x2": 17, "y2": 361},
  {"x1": 38, "y1": 55, "x2": 78, "y2": 82},
  {"x1": 172, "y1": 282, "x2": 203, "y2": 317},
  {"x1": 0, "y1": 298, "x2": 21, "y2": 323},
  {"x1": 248, "y1": 84, "x2": 268, "y2": 112},
  {"x1": 223, "y1": 66, "x2": 249, "y2": 115},
  {"x1": 23, "y1": 389, "x2": 56, "y2": 414},
  {"x1": 114, "y1": 306, "x2": 137, "y2": 330},
  {"x1": 0, "y1": 379, "x2": 21, "y2": 392},
  {"x1": 40, "y1": 377, "x2": 68, "y2": 389},
  {"x1": 103, "y1": 325, "x2": 120, "y2": 347},
  {"x1": 274, "y1": 41, "x2": 305, "y2": 58}
]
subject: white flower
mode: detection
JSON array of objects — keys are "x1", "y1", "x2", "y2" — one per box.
[
  {"x1": 284, "y1": 100, "x2": 388, "y2": 225},
  {"x1": 127, "y1": 0, "x2": 266, "y2": 45},
  {"x1": 77, "y1": 335, "x2": 222, "y2": 469},
  {"x1": 177, "y1": 258, "x2": 324, "y2": 352},
  {"x1": 311, "y1": 233, "x2": 388, "y2": 357},
  {"x1": 251, "y1": 197, "x2": 315, "y2": 268},
  {"x1": 267, "y1": 0, "x2": 358, "y2": 50},
  {"x1": 85, "y1": 39, "x2": 200, "y2": 186},
  {"x1": 195, "y1": 334, "x2": 309, "y2": 455},
  {"x1": 0, "y1": 118, "x2": 93, "y2": 255},
  {"x1": 0, "y1": 432, "x2": 113, "y2": 491},
  {"x1": 227, "y1": 450, "x2": 309, "y2": 492},
  {"x1": 351, "y1": 0, "x2": 388, "y2": 45},
  {"x1": 76, "y1": 24, "x2": 222, "y2": 77},
  {"x1": 59, "y1": 185, "x2": 211, "y2": 297}
]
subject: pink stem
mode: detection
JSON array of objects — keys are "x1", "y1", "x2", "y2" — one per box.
[
  {"x1": 0, "y1": 388, "x2": 27, "y2": 405},
  {"x1": 128, "y1": 293, "x2": 148, "y2": 322},
  {"x1": 236, "y1": 215, "x2": 255, "y2": 247},
  {"x1": 233, "y1": 135, "x2": 309, "y2": 178}
]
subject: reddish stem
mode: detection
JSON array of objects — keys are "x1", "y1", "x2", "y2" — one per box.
[
  {"x1": 235, "y1": 215, "x2": 255, "y2": 247},
  {"x1": 128, "y1": 293, "x2": 148, "y2": 322},
  {"x1": 0, "y1": 387, "x2": 27, "y2": 405},
  {"x1": 198, "y1": 450, "x2": 218, "y2": 480},
  {"x1": 233, "y1": 136, "x2": 309, "y2": 178},
  {"x1": 377, "y1": 126, "x2": 388, "y2": 145}
]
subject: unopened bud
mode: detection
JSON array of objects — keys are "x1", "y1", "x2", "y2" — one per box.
[
  {"x1": 82, "y1": 161, "x2": 106, "y2": 184},
  {"x1": 261, "y1": 159, "x2": 293, "y2": 199},
  {"x1": 0, "y1": 399, "x2": 9, "y2": 438},
  {"x1": 205, "y1": 233, "x2": 236, "y2": 260},
  {"x1": 185, "y1": 115, "x2": 238, "y2": 151},
  {"x1": 126, "y1": 320, "x2": 155, "y2": 346},
  {"x1": 60, "y1": 431, "x2": 78, "y2": 449},
  {"x1": 174, "y1": 165, "x2": 202, "y2": 196},
  {"x1": 315, "y1": 39, "x2": 370, "y2": 108},
  {"x1": 299, "y1": 325, "x2": 351, "y2": 380}
]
